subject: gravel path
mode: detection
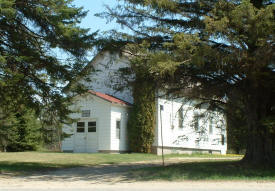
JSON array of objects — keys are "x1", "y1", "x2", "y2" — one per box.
[
  {"x1": 3, "y1": 156, "x2": 271, "y2": 191},
  {"x1": 0, "y1": 157, "x2": 241, "y2": 183}
]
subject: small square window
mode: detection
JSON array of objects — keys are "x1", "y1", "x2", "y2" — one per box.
[
  {"x1": 88, "y1": 121, "x2": 96, "y2": 132},
  {"x1": 81, "y1": 110, "x2": 90, "y2": 117}
]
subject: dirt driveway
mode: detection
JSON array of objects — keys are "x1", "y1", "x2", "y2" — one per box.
[
  {"x1": 1, "y1": 157, "x2": 274, "y2": 191},
  {"x1": 0, "y1": 157, "x2": 239, "y2": 183}
]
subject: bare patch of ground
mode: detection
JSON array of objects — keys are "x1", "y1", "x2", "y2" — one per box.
[
  {"x1": 0, "y1": 157, "x2": 241, "y2": 186},
  {"x1": 1, "y1": 157, "x2": 274, "y2": 191},
  {"x1": 1, "y1": 158, "x2": 274, "y2": 191}
]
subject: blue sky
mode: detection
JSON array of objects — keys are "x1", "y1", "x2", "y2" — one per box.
[
  {"x1": 53, "y1": 1, "x2": 122, "y2": 60},
  {"x1": 73, "y1": 0, "x2": 121, "y2": 33}
]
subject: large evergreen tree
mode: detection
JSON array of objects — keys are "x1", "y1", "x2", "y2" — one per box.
[
  {"x1": 126, "y1": 49, "x2": 157, "y2": 153},
  {"x1": 0, "y1": 104, "x2": 42, "y2": 152},
  {"x1": 0, "y1": 1, "x2": 95, "y2": 133},
  {"x1": 98, "y1": 0, "x2": 275, "y2": 166}
]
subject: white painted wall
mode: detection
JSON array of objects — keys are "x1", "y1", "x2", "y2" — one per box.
[
  {"x1": 83, "y1": 51, "x2": 133, "y2": 104},
  {"x1": 62, "y1": 93, "x2": 130, "y2": 153},
  {"x1": 62, "y1": 94, "x2": 112, "y2": 152},
  {"x1": 63, "y1": 52, "x2": 227, "y2": 154},
  {"x1": 110, "y1": 104, "x2": 129, "y2": 151},
  {"x1": 155, "y1": 98, "x2": 227, "y2": 154}
]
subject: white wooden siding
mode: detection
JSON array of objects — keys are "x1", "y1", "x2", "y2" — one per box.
[
  {"x1": 62, "y1": 94, "x2": 112, "y2": 152},
  {"x1": 63, "y1": 52, "x2": 227, "y2": 154},
  {"x1": 110, "y1": 104, "x2": 129, "y2": 151},
  {"x1": 83, "y1": 51, "x2": 133, "y2": 104},
  {"x1": 155, "y1": 98, "x2": 227, "y2": 154}
]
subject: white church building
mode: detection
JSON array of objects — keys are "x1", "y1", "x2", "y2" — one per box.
[{"x1": 61, "y1": 51, "x2": 227, "y2": 155}]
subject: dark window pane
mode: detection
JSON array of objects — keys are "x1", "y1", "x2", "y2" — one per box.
[
  {"x1": 88, "y1": 127, "x2": 96, "y2": 132},
  {"x1": 77, "y1": 122, "x2": 85, "y2": 127},
  {"x1": 178, "y1": 107, "x2": 183, "y2": 128},
  {"x1": 194, "y1": 116, "x2": 199, "y2": 131},
  {"x1": 221, "y1": 135, "x2": 225, "y2": 145},
  {"x1": 88, "y1": 121, "x2": 96, "y2": 127},
  {"x1": 88, "y1": 121, "x2": 96, "y2": 132},
  {"x1": 116, "y1": 120, "x2": 121, "y2": 139},
  {"x1": 77, "y1": 128, "x2": 85, "y2": 133},
  {"x1": 116, "y1": 121, "x2": 120, "y2": 129},
  {"x1": 77, "y1": 122, "x2": 85, "y2": 133}
]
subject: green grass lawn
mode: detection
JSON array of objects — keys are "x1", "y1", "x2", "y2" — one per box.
[
  {"x1": 0, "y1": 152, "x2": 273, "y2": 180},
  {"x1": 0, "y1": 152, "x2": 157, "y2": 174},
  {"x1": 0, "y1": 152, "x2": 240, "y2": 175},
  {"x1": 129, "y1": 160, "x2": 275, "y2": 181}
]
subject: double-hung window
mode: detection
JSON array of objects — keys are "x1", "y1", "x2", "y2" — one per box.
[
  {"x1": 76, "y1": 122, "x2": 85, "y2": 133},
  {"x1": 88, "y1": 121, "x2": 96, "y2": 132}
]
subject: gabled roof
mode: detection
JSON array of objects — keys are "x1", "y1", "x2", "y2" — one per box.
[{"x1": 88, "y1": 90, "x2": 131, "y2": 106}]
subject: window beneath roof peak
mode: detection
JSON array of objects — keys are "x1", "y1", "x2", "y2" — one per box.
[{"x1": 81, "y1": 110, "x2": 90, "y2": 117}]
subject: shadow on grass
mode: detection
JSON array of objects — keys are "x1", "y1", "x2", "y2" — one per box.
[
  {"x1": 1, "y1": 160, "x2": 274, "y2": 182},
  {"x1": 0, "y1": 161, "x2": 159, "y2": 183},
  {"x1": 129, "y1": 161, "x2": 275, "y2": 181},
  {"x1": 0, "y1": 161, "x2": 82, "y2": 175}
]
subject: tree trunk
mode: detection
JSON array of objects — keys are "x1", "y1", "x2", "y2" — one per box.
[
  {"x1": 236, "y1": 148, "x2": 240, "y2": 155},
  {"x1": 243, "y1": 129, "x2": 274, "y2": 166},
  {"x1": 242, "y1": 91, "x2": 275, "y2": 167}
]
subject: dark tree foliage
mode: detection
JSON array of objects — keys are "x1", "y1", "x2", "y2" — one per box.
[
  {"x1": 0, "y1": 106, "x2": 42, "y2": 152},
  {"x1": 0, "y1": 0, "x2": 95, "y2": 144},
  {"x1": 226, "y1": 99, "x2": 247, "y2": 154},
  {"x1": 128, "y1": 79, "x2": 156, "y2": 153},
  {"x1": 98, "y1": 0, "x2": 275, "y2": 166},
  {"x1": 125, "y1": 49, "x2": 158, "y2": 153}
]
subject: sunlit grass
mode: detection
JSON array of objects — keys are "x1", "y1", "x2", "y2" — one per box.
[
  {"x1": 0, "y1": 151, "x2": 242, "y2": 175},
  {"x1": 129, "y1": 160, "x2": 275, "y2": 181}
]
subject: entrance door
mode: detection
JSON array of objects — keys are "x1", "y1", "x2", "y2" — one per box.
[
  {"x1": 74, "y1": 122, "x2": 86, "y2": 152},
  {"x1": 74, "y1": 120, "x2": 98, "y2": 153},
  {"x1": 86, "y1": 121, "x2": 98, "y2": 152}
]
